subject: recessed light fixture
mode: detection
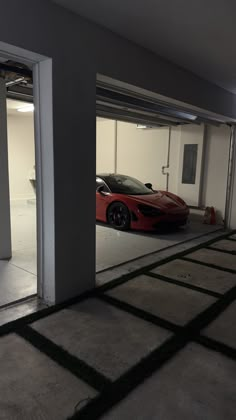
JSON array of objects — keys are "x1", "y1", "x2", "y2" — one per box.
[{"x1": 17, "y1": 104, "x2": 34, "y2": 113}]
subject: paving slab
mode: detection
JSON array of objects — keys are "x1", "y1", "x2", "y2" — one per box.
[
  {"x1": 0, "y1": 334, "x2": 96, "y2": 420},
  {"x1": 32, "y1": 298, "x2": 171, "y2": 381},
  {"x1": 101, "y1": 343, "x2": 236, "y2": 420},
  {"x1": 203, "y1": 301, "x2": 236, "y2": 348},
  {"x1": 151, "y1": 259, "x2": 236, "y2": 294},
  {"x1": 96, "y1": 230, "x2": 227, "y2": 288},
  {"x1": 106, "y1": 275, "x2": 216, "y2": 326},
  {"x1": 187, "y1": 248, "x2": 236, "y2": 271},
  {"x1": 210, "y1": 239, "x2": 236, "y2": 253}
]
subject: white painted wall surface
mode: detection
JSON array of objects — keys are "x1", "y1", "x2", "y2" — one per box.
[
  {"x1": 96, "y1": 119, "x2": 116, "y2": 173},
  {"x1": 7, "y1": 114, "x2": 35, "y2": 201},
  {"x1": 116, "y1": 122, "x2": 169, "y2": 190},
  {"x1": 202, "y1": 125, "x2": 230, "y2": 219}
]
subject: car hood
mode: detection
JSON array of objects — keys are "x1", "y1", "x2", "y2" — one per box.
[{"x1": 129, "y1": 191, "x2": 188, "y2": 213}]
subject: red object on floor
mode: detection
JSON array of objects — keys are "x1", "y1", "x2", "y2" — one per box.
[{"x1": 210, "y1": 206, "x2": 216, "y2": 225}]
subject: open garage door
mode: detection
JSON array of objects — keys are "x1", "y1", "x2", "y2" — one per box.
[{"x1": 96, "y1": 82, "x2": 229, "y2": 128}]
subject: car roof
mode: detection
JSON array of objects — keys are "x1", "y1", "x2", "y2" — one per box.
[{"x1": 97, "y1": 173, "x2": 125, "y2": 179}]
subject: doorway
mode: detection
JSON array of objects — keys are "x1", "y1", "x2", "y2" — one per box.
[{"x1": 0, "y1": 41, "x2": 55, "y2": 320}]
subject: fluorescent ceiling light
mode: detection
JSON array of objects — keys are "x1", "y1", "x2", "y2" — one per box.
[
  {"x1": 17, "y1": 104, "x2": 34, "y2": 113},
  {"x1": 136, "y1": 124, "x2": 154, "y2": 129},
  {"x1": 137, "y1": 124, "x2": 148, "y2": 129}
]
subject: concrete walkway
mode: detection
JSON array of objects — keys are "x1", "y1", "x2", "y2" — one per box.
[{"x1": 0, "y1": 232, "x2": 236, "y2": 419}]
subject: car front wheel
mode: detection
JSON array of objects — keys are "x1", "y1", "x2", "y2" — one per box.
[{"x1": 107, "y1": 202, "x2": 131, "y2": 230}]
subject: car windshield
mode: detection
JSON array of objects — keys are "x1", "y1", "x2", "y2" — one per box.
[{"x1": 103, "y1": 175, "x2": 154, "y2": 195}]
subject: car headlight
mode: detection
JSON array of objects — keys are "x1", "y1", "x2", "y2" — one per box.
[{"x1": 138, "y1": 204, "x2": 164, "y2": 217}]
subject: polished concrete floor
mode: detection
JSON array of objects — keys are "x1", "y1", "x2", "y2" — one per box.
[
  {"x1": 0, "y1": 200, "x2": 37, "y2": 309},
  {"x1": 0, "y1": 235, "x2": 235, "y2": 419}
]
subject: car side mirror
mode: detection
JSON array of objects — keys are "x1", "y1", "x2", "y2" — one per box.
[
  {"x1": 145, "y1": 183, "x2": 153, "y2": 190},
  {"x1": 97, "y1": 185, "x2": 106, "y2": 195}
]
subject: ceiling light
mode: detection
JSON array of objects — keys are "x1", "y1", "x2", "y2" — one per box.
[
  {"x1": 136, "y1": 124, "x2": 153, "y2": 129},
  {"x1": 137, "y1": 124, "x2": 148, "y2": 129},
  {"x1": 17, "y1": 104, "x2": 34, "y2": 113}
]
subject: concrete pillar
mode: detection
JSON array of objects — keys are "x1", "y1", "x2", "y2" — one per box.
[{"x1": 0, "y1": 77, "x2": 12, "y2": 259}]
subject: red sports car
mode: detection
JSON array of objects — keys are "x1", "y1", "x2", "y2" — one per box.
[{"x1": 96, "y1": 174, "x2": 189, "y2": 231}]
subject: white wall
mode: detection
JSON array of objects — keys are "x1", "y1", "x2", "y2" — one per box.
[
  {"x1": 116, "y1": 122, "x2": 169, "y2": 190},
  {"x1": 7, "y1": 114, "x2": 35, "y2": 201},
  {"x1": 96, "y1": 119, "x2": 173, "y2": 190},
  {"x1": 96, "y1": 118, "x2": 116, "y2": 173},
  {"x1": 202, "y1": 125, "x2": 230, "y2": 219}
]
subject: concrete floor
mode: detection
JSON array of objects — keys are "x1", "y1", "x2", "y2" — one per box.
[
  {"x1": 101, "y1": 343, "x2": 236, "y2": 420},
  {"x1": 0, "y1": 334, "x2": 96, "y2": 420},
  {"x1": 0, "y1": 234, "x2": 235, "y2": 419},
  {"x1": 107, "y1": 274, "x2": 216, "y2": 326},
  {"x1": 96, "y1": 217, "x2": 221, "y2": 273},
  {"x1": 0, "y1": 202, "x2": 221, "y2": 312},
  {"x1": 0, "y1": 200, "x2": 37, "y2": 309}
]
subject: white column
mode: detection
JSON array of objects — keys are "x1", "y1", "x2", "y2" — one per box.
[{"x1": 0, "y1": 77, "x2": 12, "y2": 259}]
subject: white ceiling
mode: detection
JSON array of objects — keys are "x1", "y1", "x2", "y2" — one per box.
[{"x1": 51, "y1": 0, "x2": 236, "y2": 93}]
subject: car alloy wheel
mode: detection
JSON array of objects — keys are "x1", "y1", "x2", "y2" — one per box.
[{"x1": 107, "y1": 202, "x2": 131, "y2": 230}]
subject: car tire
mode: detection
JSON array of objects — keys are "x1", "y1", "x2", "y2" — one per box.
[{"x1": 107, "y1": 202, "x2": 131, "y2": 230}]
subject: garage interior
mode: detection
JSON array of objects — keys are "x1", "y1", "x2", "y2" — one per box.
[
  {"x1": 1, "y1": 1, "x2": 236, "y2": 419},
  {"x1": 0, "y1": 59, "x2": 37, "y2": 311},
  {"x1": 96, "y1": 80, "x2": 233, "y2": 279}
]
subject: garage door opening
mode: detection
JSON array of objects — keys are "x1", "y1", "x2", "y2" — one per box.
[{"x1": 96, "y1": 77, "x2": 233, "y2": 283}]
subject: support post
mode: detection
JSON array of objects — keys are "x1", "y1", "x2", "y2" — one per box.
[{"x1": 0, "y1": 77, "x2": 11, "y2": 259}]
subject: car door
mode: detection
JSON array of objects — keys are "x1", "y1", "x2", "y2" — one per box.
[{"x1": 96, "y1": 177, "x2": 110, "y2": 221}]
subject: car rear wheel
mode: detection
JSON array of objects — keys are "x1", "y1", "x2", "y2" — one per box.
[{"x1": 107, "y1": 202, "x2": 131, "y2": 230}]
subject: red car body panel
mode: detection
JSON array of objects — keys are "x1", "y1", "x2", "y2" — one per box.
[{"x1": 96, "y1": 188, "x2": 189, "y2": 231}]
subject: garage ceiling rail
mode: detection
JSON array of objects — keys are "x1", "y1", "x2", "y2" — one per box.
[
  {"x1": 0, "y1": 61, "x2": 33, "y2": 102},
  {"x1": 96, "y1": 84, "x2": 229, "y2": 127}
]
